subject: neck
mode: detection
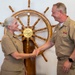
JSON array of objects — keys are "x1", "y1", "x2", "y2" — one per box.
[{"x1": 8, "y1": 29, "x2": 14, "y2": 34}]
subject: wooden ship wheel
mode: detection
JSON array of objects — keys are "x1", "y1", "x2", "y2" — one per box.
[{"x1": 0, "y1": 0, "x2": 53, "y2": 75}]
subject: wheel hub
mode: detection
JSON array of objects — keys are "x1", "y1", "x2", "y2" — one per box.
[{"x1": 23, "y1": 28, "x2": 33, "y2": 38}]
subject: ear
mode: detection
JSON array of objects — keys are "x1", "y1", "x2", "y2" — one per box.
[
  {"x1": 59, "y1": 10, "x2": 63, "y2": 14},
  {"x1": 8, "y1": 25, "x2": 11, "y2": 29}
]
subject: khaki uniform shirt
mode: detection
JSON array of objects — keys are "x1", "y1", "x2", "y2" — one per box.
[
  {"x1": 51, "y1": 17, "x2": 75, "y2": 57},
  {"x1": 1, "y1": 30, "x2": 25, "y2": 71}
]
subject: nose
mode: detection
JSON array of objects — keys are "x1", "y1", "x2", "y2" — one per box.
[
  {"x1": 51, "y1": 14, "x2": 53, "y2": 16},
  {"x1": 51, "y1": 14, "x2": 53, "y2": 17},
  {"x1": 51, "y1": 12, "x2": 53, "y2": 16},
  {"x1": 17, "y1": 23, "x2": 19, "y2": 26}
]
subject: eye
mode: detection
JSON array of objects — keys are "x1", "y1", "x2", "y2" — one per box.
[{"x1": 15, "y1": 22, "x2": 17, "y2": 25}]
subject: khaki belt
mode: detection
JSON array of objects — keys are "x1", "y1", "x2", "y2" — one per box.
[{"x1": 57, "y1": 56, "x2": 68, "y2": 61}]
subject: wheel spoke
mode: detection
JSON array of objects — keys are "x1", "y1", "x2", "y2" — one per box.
[
  {"x1": 9, "y1": 6, "x2": 25, "y2": 29},
  {"x1": 27, "y1": 13, "x2": 30, "y2": 27},
  {"x1": 9, "y1": 6, "x2": 14, "y2": 12},
  {"x1": 41, "y1": 53, "x2": 48, "y2": 62},
  {"x1": 32, "y1": 18, "x2": 40, "y2": 29},
  {"x1": 30, "y1": 37, "x2": 47, "y2": 62},
  {"x1": 34, "y1": 27, "x2": 47, "y2": 32},
  {"x1": 28, "y1": 0, "x2": 30, "y2": 8},
  {"x1": 44, "y1": 7, "x2": 49, "y2": 14},
  {"x1": 27, "y1": 38, "x2": 29, "y2": 51},
  {"x1": 30, "y1": 37, "x2": 39, "y2": 48},
  {"x1": 51, "y1": 25, "x2": 56, "y2": 28},
  {"x1": 22, "y1": 37, "x2": 26, "y2": 41},
  {"x1": 33, "y1": 34, "x2": 47, "y2": 41},
  {"x1": 19, "y1": 29, "x2": 23, "y2": 32},
  {"x1": 18, "y1": 34, "x2": 24, "y2": 37},
  {"x1": 16, "y1": 17, "x2": 25, "y2": 29}
]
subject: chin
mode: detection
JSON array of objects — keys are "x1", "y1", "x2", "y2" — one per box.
[
  {"x1": 55, "y1": 19, "x2": 59, "y2": 21},
  {"x1": 55, "y1": 19, "x2": 58, "y2": 21}
]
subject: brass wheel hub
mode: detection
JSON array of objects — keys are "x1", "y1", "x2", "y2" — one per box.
[{"x1": 23, "y1": 28, "x2": 33, "y2": 38}]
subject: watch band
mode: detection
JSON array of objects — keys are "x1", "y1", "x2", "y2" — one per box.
[{"x1": 68, "y1": 58, "x2": 74, "y2": 63}]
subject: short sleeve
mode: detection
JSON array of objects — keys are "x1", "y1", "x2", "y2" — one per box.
[
  {"x1": 50, "y1": 25, "x2": 58, "y2": 43},
  {"x1": 1, "y1": 36, "x2": 17, "y2": 55},
  {"x1": 69, "y1": 23, "x2": 75, "y2": 43}
]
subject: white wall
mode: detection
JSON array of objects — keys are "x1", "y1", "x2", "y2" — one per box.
[{"x1": 0, "y1": 0, "x2": 75, "y2": 75}]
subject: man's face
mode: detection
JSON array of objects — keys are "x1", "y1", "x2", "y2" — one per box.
[{"x1": 51, "y1": 6, "x2": 61, "y2": 22}]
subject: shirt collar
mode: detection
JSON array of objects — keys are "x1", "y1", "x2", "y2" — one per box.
[
  {"x1": 57, "y1": 16, "x2": 70, "y2": 28},
  {"x1": 6, "y1": 30, "x2": 17, "y2": 38},
  {"x1": 63, "y1": 17, "x2": 70, "y2": 27}
]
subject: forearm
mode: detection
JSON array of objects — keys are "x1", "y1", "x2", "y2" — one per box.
[
  {"x1": 11, "y1": 52, "x2": 34, "y2": 59},
  {"x1": 36, "y1": 41, "x2": 54, "y2": 51},
  {"x1": 69, "y1": 48, "x2": 75, "y2": 61}
]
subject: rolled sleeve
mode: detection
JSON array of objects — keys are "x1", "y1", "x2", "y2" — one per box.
[
  {"x1": 1, "y1": 36, "x2": 17, "y2": 55},
  {"x1": 69, "y1": 23, "x2": 75, "y2": 43}
]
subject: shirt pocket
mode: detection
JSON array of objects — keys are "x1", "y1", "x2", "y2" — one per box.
[{"x1": 59, "y1": 30, "x2": 70, "y2": 42}]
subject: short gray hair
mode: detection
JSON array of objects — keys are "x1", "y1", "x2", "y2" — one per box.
[
  {"x1": 2, "y1": 17, "x2": 16, "y2": 28},
  {"x1": 53, "y1": 2, "x2": 67, "y2": 14}
]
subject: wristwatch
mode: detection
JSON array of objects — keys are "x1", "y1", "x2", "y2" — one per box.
[{"x1": 68, "y1": 58, "x2": 74, "y2": 63}]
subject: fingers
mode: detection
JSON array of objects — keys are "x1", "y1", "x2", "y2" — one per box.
[
  {"x1": 63, "y1": 66, "x2": 70, "y2": 73},
  {"x1": 32, "y1": 49, "x2": 40, "y2": 56},
  {"x1": 32, "y1": 49, "x2": 38, "y2": 56},
  {"x1": 62, "y1": 60, "x2": 72, "y2": 73}
]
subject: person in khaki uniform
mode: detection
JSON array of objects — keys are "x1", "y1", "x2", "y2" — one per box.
[
  {"x1": 36, "y1": 2, "x2": 75, "y2": 75},
  {"x1": 0, "y1": 17, "x2": 37, "y2": 75}
]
